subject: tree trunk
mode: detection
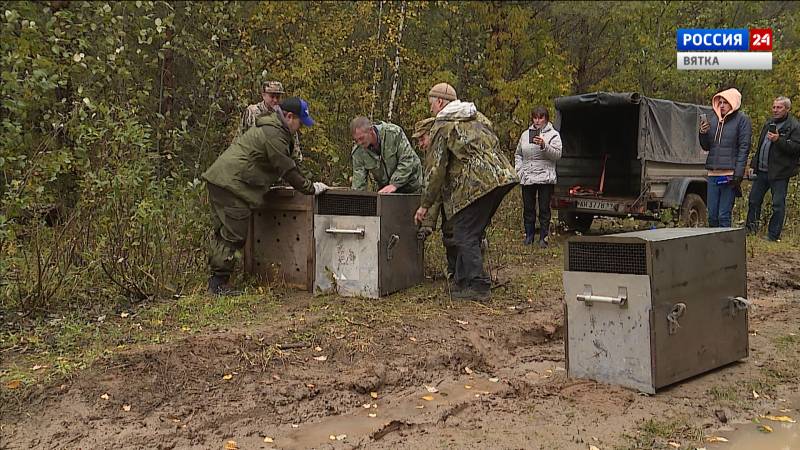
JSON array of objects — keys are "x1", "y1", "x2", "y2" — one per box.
[
  {"x1": 369, "y1": 1, "x2": 384, "y2": 121},
  {"x1": 387, "y1": 1, "x2": 406, "y2": 122}
]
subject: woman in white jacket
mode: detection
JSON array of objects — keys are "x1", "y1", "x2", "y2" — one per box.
[{"x1": 514, "y1": 107, "x2": 563, "y2": 247}]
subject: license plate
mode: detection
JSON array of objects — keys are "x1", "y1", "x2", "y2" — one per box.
[{"x1": 576, "y1": 199, "x2": 615, "y2": 211}]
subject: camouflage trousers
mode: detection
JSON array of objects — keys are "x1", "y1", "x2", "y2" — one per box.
[{"x1": 207, "y1": 183, "x2": 251, "y2": 277}]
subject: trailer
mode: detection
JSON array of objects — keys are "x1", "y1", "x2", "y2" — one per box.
[{"x1": 552, "y1": 92, "x2": 713, "y2": 231}]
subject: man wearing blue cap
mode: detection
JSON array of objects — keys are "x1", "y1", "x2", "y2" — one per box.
[{"x1": 202, "y1": 97, "x2": 328, "y2": 295}]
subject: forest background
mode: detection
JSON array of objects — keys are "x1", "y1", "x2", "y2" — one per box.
[{"x1": 2, "y1": 1, "x2": 800, "y2": 312}]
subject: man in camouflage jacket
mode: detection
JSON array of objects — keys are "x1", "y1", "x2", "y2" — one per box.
[
  {"x1": 413, "y1": 117, "x2": 457, "y2": 277},
  {"x1": 350, "y1": 116, "x2": 423, "y2": 193},
  {"x1": 238, "y1": 81, "x2": 304, "y2": 164},
  {"x1": 414, "y1": 83, "x2": 518, "y2": 301},
  {"x1": 202, "y1": 97, "x2": 328, "y2": 295}
]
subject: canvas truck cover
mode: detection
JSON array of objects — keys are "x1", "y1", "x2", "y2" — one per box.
[{"x1": 554, "y1": 92, "x2": 712, "y2": 164}]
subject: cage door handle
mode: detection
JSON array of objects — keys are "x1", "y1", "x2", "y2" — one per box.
[
  {"x1": 325, "y1": 227, "x2": 365, "y2": 238},
  {"x1": 386, "y1": 234, "x2": 399, "y2": 260},
  {"x1": 577, "y1": 286, "x2": 627, "y2": 307}
]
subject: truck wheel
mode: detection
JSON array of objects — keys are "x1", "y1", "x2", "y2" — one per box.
[
  {"x1": 560, "y1": 211, "x2": 594, "y2": 233},
  {"x1": 679, "y1": 193, "x2": 707, "y2": 227}
]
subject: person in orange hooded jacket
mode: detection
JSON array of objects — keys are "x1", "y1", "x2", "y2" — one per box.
[{"x1": 699, "y1": 87, "x2": 752, "y2": 227}]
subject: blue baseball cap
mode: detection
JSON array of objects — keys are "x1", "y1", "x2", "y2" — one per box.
[{"x1": 280, "y1": 97, "x2": 315, "y2": 127}]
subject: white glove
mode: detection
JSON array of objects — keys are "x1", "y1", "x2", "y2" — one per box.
[{"x1": 312, "y1": 182, "x2": 329, "y2": 195}]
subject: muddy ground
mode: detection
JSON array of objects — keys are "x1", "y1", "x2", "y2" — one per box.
[{"x1": 2, "y1": 224, "x2": 799, "y2": 449}]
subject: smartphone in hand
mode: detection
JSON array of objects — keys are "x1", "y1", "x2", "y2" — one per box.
[
  {"x1": 528, "y1": 128, "x2": 541, "y2": 144},
  {"x1": 768, "y1": 123, "x2": 778, "y2": 134}
]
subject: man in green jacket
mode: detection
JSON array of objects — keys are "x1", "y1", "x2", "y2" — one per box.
[
  {"x1": 350, "y1": 116, "x2": 423, "y2": 193},
  {"x1": 414, "y1": 83, "x2": 518, "y2": 301},
  {"x1": 202, "y1": 97, "x2": 329, "y2": 295}
]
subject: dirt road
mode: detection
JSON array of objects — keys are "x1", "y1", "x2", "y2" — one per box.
[{"x1": 2, "y1": 231, "x2": 799, "y2": 450}]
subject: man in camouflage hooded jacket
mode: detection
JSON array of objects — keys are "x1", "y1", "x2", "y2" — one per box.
[{"x1": 414, "y1": 83, "x2": 518, "y2": 301}]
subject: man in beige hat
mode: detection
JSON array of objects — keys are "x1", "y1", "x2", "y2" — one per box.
[
  {"x1": 414, "y1": 83, "x2": 518, "y2": 301},
  {"x1": 238, "y1": 80, "x2": 304, "y2": 163}
]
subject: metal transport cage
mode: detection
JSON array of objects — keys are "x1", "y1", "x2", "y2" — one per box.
[
  {"x1": 314, "y1": 190, "x2": 423, "y2": 298},
  {"x1": 245, "y1": 188, "x2": 423, "y2": 298},
  {"x1": 563, "y1": 228, "x2": 749, "y2": 394}
]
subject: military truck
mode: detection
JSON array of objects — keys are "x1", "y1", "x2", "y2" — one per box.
[{"x1": 552, "y1": 92, "x2": 713, "y2": 231}]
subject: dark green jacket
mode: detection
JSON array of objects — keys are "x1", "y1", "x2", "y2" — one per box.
[
  {"x1": 202, "y1": 113, "x2": 314, "y2": 207},
  {"x1": 351, "y1": 121, "x2": 423, "y2": 193}
]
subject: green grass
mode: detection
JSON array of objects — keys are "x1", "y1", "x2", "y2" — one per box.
[
  {"x1": 1, "y1": 291, "x2": 277, "y2": 389},
  {"x1": 621, "y1": 416, "x2": 704, "y2": 449},
  {"x1": 773, "y1": 333, "x2": 799, "y2": 354},
  {"x1": 708, "y1": 385, "x2": 738, "y2": 403}
]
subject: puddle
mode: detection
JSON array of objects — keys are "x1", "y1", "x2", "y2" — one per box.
[
  {"x1": 708, "y1": 421, "x2": 799, "y2": 450},
  {"x1": 274, "y1": 376, "x2": 505, "y2": 449},
  {"x1": 707, "y1": 400, "x2": 799, "y2": 450}
]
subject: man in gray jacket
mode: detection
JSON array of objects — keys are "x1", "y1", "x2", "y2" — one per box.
[{"x1": 745, "y1": 96, "x2": 800, "y2": 241}]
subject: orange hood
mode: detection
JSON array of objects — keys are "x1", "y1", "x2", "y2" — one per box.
[{"x1": 712, "y1": 88, "x2": 742, "y2": 121}]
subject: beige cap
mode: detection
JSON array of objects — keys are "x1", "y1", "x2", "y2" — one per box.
[
  {"x1": 262, "y1": 81, "x2": 285, "y2": 94},
  {"x1": 428, "y1": 82, "x2": 457, "y2": 101},
  {"x1": 412, "y1": 117, "x2": 436, "y2": 138}
]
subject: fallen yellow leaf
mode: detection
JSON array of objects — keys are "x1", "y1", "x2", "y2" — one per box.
[
  {"x1": 313, "y1": 355, "x2": 328, "y2": 362},
  {"x1": 222, "y1": 374, "x2": 233, "y2": 380},
  {"x1": 314, "y1": 346, "x2": 322, "y2": 352},
  {"x1": 589, "y1": 445, "x2": 600, "y2": 450},
  {"x1": 668, "y1": 442, "x2": 680, "y2": 449},
  {"x1": 455, "y1": 319, "x2": 469, "y2": 325},
  {"x1": 763, "y1": 415, "x2": 796, "y2": 423},
  {"x1": 421, "y1": 395, "x2": 434, "y2": 401},
  {"x1": 368, "y1": 413, "x2": 377, "y2": 418},
  {"x1": 415, "y1": 405, "x2": 424, "y2": 409},
  {"x1": 409, "y1": 337, "x2": 417, "y2": 342},
  {"x1": 488, "y1": 377, "x2": 499, "y2": 383},
  {"x1": 335, "y1": 434, "x2": 347, "y2": 441},
  {"x1": 464, "y1": 385, "x2": 473, "y2": 389},
  {"x1": 329, "y1": 435, "x2": 336, "y2": 441},
  {"x1": 464, "y1": 366, "x2": 474, "y2": 375},
  {"x1": 362, "y1": 403, "x2": 371, "y2": 409},
  {"x1": 758, "y1": 424, "x2": 773, "y2": 433},
  {"x1": 425, "y1": 385, "x2": 439, "y2": 393},
  {"x1": 263, "y1": 437, "x2": 274, "y2": 443},
  {"x1": 753, "y1": 390, "x2": 760, "y2": 399},
  {"x1": 705, "y1": 436, "x2": 729, "y2": 443},
  {"x1": 31, "y1": 365, "x2": 44, "y2": 371},
  {"x1": 370, "y1": 391, "x2": 378, "y2": 399},
  {"x1": 100, "y1": 393, "x2": 110, "y2": 400},
  {"x1": 122, "y1": 404, "x2": 131, "y2": 412},
  {"x1": 224, "y1": 440, "x2": 238, "y2": 450},
  {"x1": 5, "y1": 380, "x2": 22, "y2": 390}
]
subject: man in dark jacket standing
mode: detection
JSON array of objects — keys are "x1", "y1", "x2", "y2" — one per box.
[
  {"x1": 202, "y1": 97, "x2": 329, "y2": 295},
  {"x1": 699, "y1": 88, "x2": 752, "y2": 227},
  {"x1": 745, "y1": 96, "x2": 800, "y2": 241}
]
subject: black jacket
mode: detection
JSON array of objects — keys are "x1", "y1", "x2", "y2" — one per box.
[
  {"x1": 750, "y1": 114, "x2": 800, "y2": 181},
  {"x1": 699, "y1": 109, "x2": 752, "y2": 178}
]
